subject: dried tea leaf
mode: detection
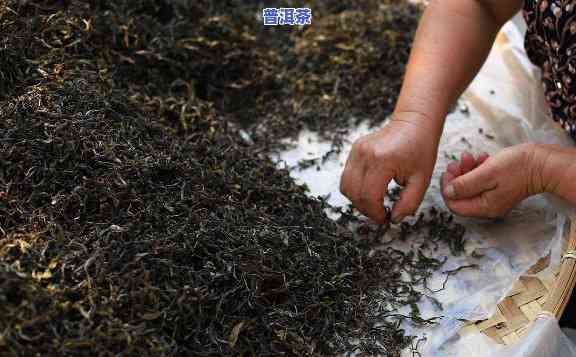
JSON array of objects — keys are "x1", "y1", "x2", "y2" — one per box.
[
  {"x1": 141, "y1": 312, "x2": 162, "y2": 321},
  {"x1": 228, "y1": 321, "x2": 245, "y2": 348}
]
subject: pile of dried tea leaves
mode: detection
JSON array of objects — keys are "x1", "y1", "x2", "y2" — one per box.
[
  {"x1": 0, "y1": 1, "x2": 471, "y2": 356},
  {"x1": 253, "y1": 0, "x2": 422, "y2": 152}
]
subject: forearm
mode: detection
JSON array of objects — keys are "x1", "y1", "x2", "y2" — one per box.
[
  {"x1": 394, "y1": 0, "x2": 521, "y2": 137},
  {"x1": 534, "y1": 144, "x2": 576, "y2": 204}
]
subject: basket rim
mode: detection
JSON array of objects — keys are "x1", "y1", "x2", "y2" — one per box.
[{"x1": 460, "y1": 215, "x2": 576, "y2": 345}]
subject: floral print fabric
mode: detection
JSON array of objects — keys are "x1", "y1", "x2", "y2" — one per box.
[{"x1": 523, "y1": 0, "x2": 576, "y2": 139}]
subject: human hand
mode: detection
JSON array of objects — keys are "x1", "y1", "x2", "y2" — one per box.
[
  {"x1": 441, "y1": 143, "x2": 543, "y2": 218},
  {"x1": 340, "y1": 112, "x2": 441, "y2": 224}
]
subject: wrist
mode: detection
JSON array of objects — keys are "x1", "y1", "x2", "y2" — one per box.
[
  {"x1": 390, "y1": 109, "x2": 445, "y2": 140},
  {"x1": 526, "y1": 143, "x2": 551, "y2": 195},
  {"x1": 530, "y1": 143, "x2": 576, "y2": 198}
]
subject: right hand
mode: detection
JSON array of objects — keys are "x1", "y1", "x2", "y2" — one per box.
[{"x1": 339, "y1": 111, "x2": 441, "y2": 224}]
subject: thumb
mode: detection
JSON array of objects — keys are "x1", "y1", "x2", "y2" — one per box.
[
  {"x1": 444, "y1": 165, "x2": 495, "y2": 200},
  {"x1": 391, "y1": 176, "x2": 427, "y2": 223}
]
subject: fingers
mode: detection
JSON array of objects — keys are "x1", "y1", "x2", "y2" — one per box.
[
  {"x1": 447, "y1": 152, "x2": 489, "y2": 174},
  {"x1": 460, "y1": 152, "x2": 476, "y2": 174},
  {"x1": 442, "y1": 152, "x2": 500, "y2": 217},
  {"x1": 477, "y1": 152, "x2": 490, "y2": 165},
  {"x1": 391, "y1": 175, "x2": 427, "y2": 223},
  {"x1": 340, "y1": 151, "x2": 366, "y2": 209},
  {"x1": 446, "y1": 151, "x2": 487, "y2": 179},
  {"x1": 357, "y1": 169, "x2": 393, "y2": 223},
  {"x1": 444, "y1": 152, "x2": 490, "y2": 184},
  {"x1": 447, "y1": 162, "x2": 461, "y2": 176},
  {"x1": 442, "y1": 171, "x2": 456, "y2": 190},
  {"x1": 340, "y1": 149, "x2": 393, "y2": 224},
  {"x1": 443, "y1": 162, "x2": 496, "y2": 200},
  {"x1": 444, "y1": 192, "x2": 492, "y2": 218},
  {"x1": 442, "y1": 167, "x2": 495, "y2": 218}
]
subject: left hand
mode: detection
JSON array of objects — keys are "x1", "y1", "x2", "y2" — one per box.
[{"x1": 441, "y1": 143, "x2": 543, "y2": 218}]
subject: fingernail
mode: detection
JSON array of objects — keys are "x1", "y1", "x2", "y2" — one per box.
[{"x1": 445, "y1": 184, "x2": 455, "y2": 199}]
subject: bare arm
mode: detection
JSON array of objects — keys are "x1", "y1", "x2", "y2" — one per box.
[{"x1": 395, "y1": 0, "x2": 524, "y2": 135}]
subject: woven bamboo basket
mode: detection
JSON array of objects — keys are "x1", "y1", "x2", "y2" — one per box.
[{"x1": 459, "y1": 216, "x2": 576, "y2": 345}]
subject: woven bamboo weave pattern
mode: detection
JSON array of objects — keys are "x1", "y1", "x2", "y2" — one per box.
[{"x1": 460, "y1": 217, "x2": 576, "y2": 345}]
